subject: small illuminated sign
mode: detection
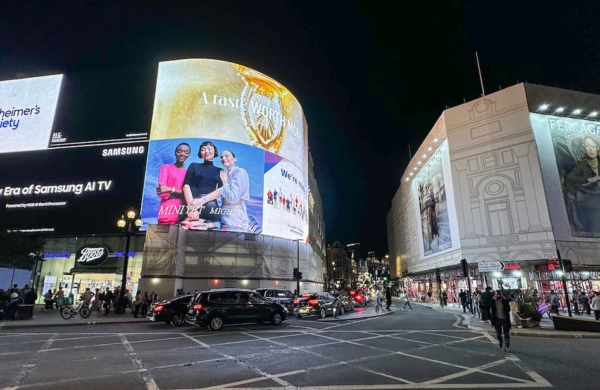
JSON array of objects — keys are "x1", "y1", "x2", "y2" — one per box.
[{"x1": 75, "y1": 244, "x2": 109, "y2": 266}]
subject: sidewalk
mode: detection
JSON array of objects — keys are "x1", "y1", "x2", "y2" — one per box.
[
  {"x1": 316, "y1": 304, "x2": 396, "y2": 322},
  {"x1": 0, "y1": 304, "x2": 148, "y2": 329},
  {"x1": 409, "y1": 300, "x2": 600, "y2": 339}
]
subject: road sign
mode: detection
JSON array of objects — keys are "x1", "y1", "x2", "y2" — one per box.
[{"x1": 477, "y1": 261, "x2": 505, "y2": 272}]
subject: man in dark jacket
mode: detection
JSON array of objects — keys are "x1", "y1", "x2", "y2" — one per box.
[
  {"x1": 491, "y1": 290, "x2": 512, "y2": 353},
  {"x1": 103, "y1": 289, "x2": 114, "y2": 316},
  {"x1": 480, "y1": 287, "x2": 493, "y2": 322},
  {"x1": 459, "y1": 289, "x2": 468, "y2": 313}
]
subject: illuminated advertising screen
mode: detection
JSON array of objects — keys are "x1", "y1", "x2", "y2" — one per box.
[
  {"x1": 0, "y1": 74, "x2": 63, "y2": 154},
  {"x1": 0, "y1": 142, "x2": 147, "y2": 235},
  {"x1": 531, "y1": 113, "x2": 600, "y2": 240},
  {"x1": 141, "y1": 59, "x2": 309, "y2": 242},
  {"x1": 412, "y1": 140, "x2": 460, "y2": 259}
]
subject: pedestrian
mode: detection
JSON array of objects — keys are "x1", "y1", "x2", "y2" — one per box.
[
  {"x1": 402, "y1": 290, "x2": 412, "y2": 311},
  {"x1": 480, "y1": 287, "x2": 493, "y2": 322},
  {"x1": 375, "y1": 288, "x2": 383, "y2": 313},
  {"x1": 43, "y1": 290, "x2": 54, "y2": 310},
  {"x1": 20, "y1": 284, "x2": 30, "y2": 299},
  {"x1": 125, "y1": 289, "x2": 135, "y2": 313},
  {"x1": 141, "y1": 291, "x2": 150, "y2": 317},
  {"x1": 82, "y1": 288, "x2": 94, "y2": 308},
  {"x1": 90, "y1": 288, "x2": 101, "y2": 312},
  {"x1": 24, "y1": 288, "x2": 37, "y2": 304},
  {"x1": 592, "y1": 292, "x2": 600, "y2": 321},
  {"x1": 441, "y1": 290, "x2": 448, "y2": 308},
  {"x1": 134, "y1": 291, "x2": 142, "y2": 318},
  {"x1": 459, "y1": 289, "x2": 468, "y2": 313},
  {"x1": 385, "y1": 287, "x2": 392, "y2": 311},
  {"x1": 427, "y1": 290, "x2": 432, "y2": 302},
  {"x1": 550, "y1": 290, "x2": 560, "y2": 314},
  {"x1": 491, "y1": 290, "x2": 512, "y2": 353},
  {"x1": 150, "y1": 291, "x2": 159, "y2": 304},
  {"x1": 571, "y1": 290, "x2": 580, "y2": 315},
  {"x1": 54, "y1": 287, "x2": 65, "y2": 308},
  {"x1": 8, "y1": 288, "x2": 20, "y2": 320},
  {"x1": 103, "y1": 289, "x2": 114, "y2": 316},
  {"x1": 0, "y1": 289, "x2": 7, "y2": 321},
  {"x1": 579, "y1": 292, "x2": 591, "y2": 315},
  {"x1": 473, "y1": 290, "x2": 482, "y2": 319}
]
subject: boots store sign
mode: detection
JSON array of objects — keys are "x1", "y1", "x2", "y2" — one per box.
[{"x1": 75, "y1": 245, "x2": 109, "y2": 266}]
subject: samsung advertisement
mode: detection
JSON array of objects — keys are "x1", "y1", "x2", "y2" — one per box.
[
  {"x1": 412, "y1": 140, "x2": 460, "y2": 259},
  {"x1": 141, "y1": 59, "x2": 309, "y2": 242},
  {"x1": 531, "y1": 113, "x2": 600, "y2": 240},
  {"x1": 0, "y1": 143, "x2": 147, "y2": 235}
]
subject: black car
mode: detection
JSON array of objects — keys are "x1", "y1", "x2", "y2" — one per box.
[
  {"x1": 254, "y1": 288, "x2": 295, "y2": 311},
  {"x1": 186, "y1": 289, "x2": 288, "y2": 331},
  {"x1": 294, "y1": 292, "x2": 343, "y2": 319},
  {"x1": 333, "y1": 293, "x2": 355, "y2": 313},
  {"x1": 147, "y1": 294, "x2": 193, "y2": 326}
]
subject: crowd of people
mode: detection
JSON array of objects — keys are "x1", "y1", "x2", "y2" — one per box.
[
  {"x1": 0, "y1": 284, "x2": 37, "y2": 321},
  {"x1": 266, "y1": 188, "x2": 307, "y2": 222}
]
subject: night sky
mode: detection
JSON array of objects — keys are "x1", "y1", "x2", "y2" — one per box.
[{"x1": 2, "y1": 1, "x2": 600, "y2": 255}]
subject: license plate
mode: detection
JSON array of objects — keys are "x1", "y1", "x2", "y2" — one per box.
[
  {"x1": 300, "y1": 309, "x2": 308, "y2": 313},
  {"x1": 188, "y1": 309, "x2": 193, "y2": 314}
]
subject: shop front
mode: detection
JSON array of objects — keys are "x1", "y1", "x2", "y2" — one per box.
[{"x1": 35, "y1": 245, "x2": 142, "y2": 303}]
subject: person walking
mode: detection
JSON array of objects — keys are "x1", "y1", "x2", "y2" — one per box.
[
  {"x1": 579, "y1": 292, "x2": 591, "y2": 315},
  {"x1": 473, "y1": 290, "x2": 482, "y2": 319},
  {"x1": 491, "y1": 290, "x2": 512, "y2": 353},
  {"x1": 150, "y1": 291, "x2": 159, "y2": 304},
  {"x1": 385, "y1": 287, "x2": 392, "y2": 311},
  {"x1": 141, "y1": 291, "x2": 150, "y2": 317},
  {"x1": 480, "y1": 287, "x2": 493, "y2": 322},
  {"x1": 82, "y1": 288, "x2": 94, "y2": 309},
  {"x1": 459, "y1": 289, "x2": 468, "y2": 313},
  {"x1": 103, "y1": 289, "x2": 114, "y2": 316},
  {"x1": 550, "y1": 290, "x2": 560, "y2": 314},
  {"x1": 592, "y1": 292, "x2": 600, "y2": 321},
  {"x1": 441, "y1": 290, "x2": 448, "y2": 308},
  {"x1": 133, "y1": 291, "x2": 142, "y2": 318},
  {"x1": 402, "y1": 290, "x2": 412, "y2": 311},
  {"x1": 427, "y1": 290, "x2": 432, "y2": 302},
  {"x1": 375, "y1": 288, "x2": 383, "y2": 313},
  {"x1": 125, "y1": 289, "x2": 135, "y2": 314}
]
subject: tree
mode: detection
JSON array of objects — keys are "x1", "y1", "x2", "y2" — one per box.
[{"x1": 0, "y1": 232, "x2": 45, "y2": 270}]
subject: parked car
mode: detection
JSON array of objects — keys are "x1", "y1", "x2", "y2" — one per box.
[
  {"x1": 294, "y1": 292, "x2": 343, "y2": 318},
  {"x1": 254, "y1": 288, "x2": 295, "y2": 311},
  {"x1": 350, "y1": 290, "x2": 368, "y2": 306},
  {"x1": 147, "y1": 294, "x2": 193, "y2": 326},
  {"x1": 333, "y1": 293, "x2": 355, "y2": 312},
  {"x1": 186, "y1": 289, "x2": 288, "y2": 331}
]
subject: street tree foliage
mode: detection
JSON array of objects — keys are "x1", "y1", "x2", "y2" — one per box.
[{"x1": 0, "y1": 232, "x2": 45, "y2": 270}]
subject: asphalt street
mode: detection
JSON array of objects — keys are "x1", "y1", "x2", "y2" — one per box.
[{"x1": 0, "y1": 304, "x2": 598, "y2": 389}]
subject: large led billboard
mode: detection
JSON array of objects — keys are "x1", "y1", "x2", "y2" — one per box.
[
  {"x1": 0, "y1": 74, "x2": 63, "y2": 154},
  {"x1": 141, "y1": 59, "x2": 309, "y2": 242},
  {"x1": 531, "y1": 113, "x2": 600, "y2": 240},
  {"x1": 0, "y1": 143, "x2": 147, "y2": 235},
  {"x1": 412, "y1": 140, "x2": 460, "y2": 259}
]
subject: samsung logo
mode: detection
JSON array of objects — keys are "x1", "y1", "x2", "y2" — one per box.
[{"x1": 102, "y1": 146, "x2": 145, "y2": 156}]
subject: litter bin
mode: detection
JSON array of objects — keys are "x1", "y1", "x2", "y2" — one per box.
[{"x1": 18, "y1": 304, "x2": 35, "y2": 320}]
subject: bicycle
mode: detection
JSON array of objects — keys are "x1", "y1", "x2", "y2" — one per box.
[{"x1": 60, "y1": 301, "x2": 91, "y2": 320}]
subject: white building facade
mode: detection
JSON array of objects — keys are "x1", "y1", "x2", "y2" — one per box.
[{"x1": 387, "y1": 83, "x2": 600, "y2": 302}]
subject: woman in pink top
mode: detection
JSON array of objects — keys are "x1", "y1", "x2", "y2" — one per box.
[{"x1": 156, "y1": 142, "x2": 191, "y2": 224}]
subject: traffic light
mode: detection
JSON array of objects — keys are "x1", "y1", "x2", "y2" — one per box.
[
  {"x1": 298, "y1": 271, "x2": 303, "y2": 280},
  {"x1": 563, "y1": 259, "x2": 573, "y2": 272},
  {"x1": 460, "y1": 259, "x2": 469, "y2": 277},
  {"x1": 293, "y1": 268, "x2": 298, "y2": 280}
]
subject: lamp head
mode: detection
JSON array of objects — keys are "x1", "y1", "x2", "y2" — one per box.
[
  {"x1": 117, "y1": 216, "x2": 126, "y2": 228},
  {"x1": 135, "y1": 219, "x2": 143, "y2": 228},
  {"x1": 127, "y1": 210, "x2": 136, "y2": 219}
]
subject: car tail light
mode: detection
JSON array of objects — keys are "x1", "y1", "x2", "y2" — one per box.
[
  {"x1": 356, "y1": 295, "x2": 362, "y2": 301},
  {"x1": 193, "y1": 304, "x2": 202, "y2": 310},
  {"x1": 154, "y1": 305, "x2": 164, "y2": 312},
  {"x1": 293, "y1": 299, "x2": 299, "y2": 305},
  {"x1": 350, "y1": 291, "x2": 356, "y2": 295},
  {"x1": 309, "y1": 299, "x2": 319, "y2": 306}
]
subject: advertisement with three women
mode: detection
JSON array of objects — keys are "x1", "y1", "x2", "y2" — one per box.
[{"x1": 140, "y1": 59, "x2": 309, "y2": 242}]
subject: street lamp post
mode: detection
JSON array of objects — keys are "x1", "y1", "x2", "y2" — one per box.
[{"x1": 116, "y1": 210, "x2": 142, "y2": 314}]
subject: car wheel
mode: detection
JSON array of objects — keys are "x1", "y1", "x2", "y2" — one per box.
[
  {"x1": 351, "y1": 304, "x2": 355, "y2": 312},
  {"x1": 319, "y1": 307, "x2": 327, "y2": 319},
  {"x1": 339, "y1": 306, "x2": 345, "y2": 315},
  {"x1": 171, "y1": 314, "x2": 184, "y2": 326},
  {"x1": 208, "y1": 315, "x2": 224, "y2": 331},
  {"x1": 271, "y1": 312, "x2": 283, "y2": 325}
]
